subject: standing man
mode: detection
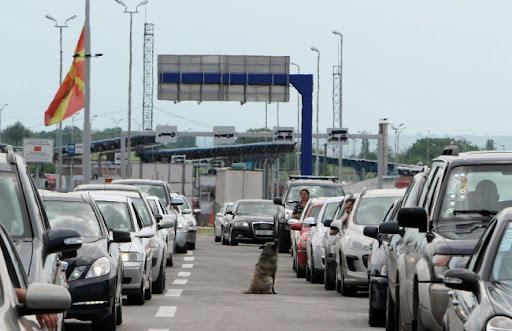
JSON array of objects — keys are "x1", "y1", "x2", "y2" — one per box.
[{"x1": 292, "y1": 189, "x2": 310, "y2": 219}]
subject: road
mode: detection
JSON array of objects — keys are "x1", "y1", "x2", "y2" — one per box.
[{"x1": 65, "y1": 233, "x2": 383, "y2": 331}]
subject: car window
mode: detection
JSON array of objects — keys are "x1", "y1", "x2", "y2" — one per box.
[
  {"x1": 135, "y1": 184, "x2": 167, "y2": 206},
  {"x1": 0, "y1": 172, "x2": 28, "y2": 238},
  {"x1": 226, "y1": 204, "x2": 233, "y2": 214},
  {"x1": 147, "y1": 199, "x2": 159, "y2": 215},
  {"x1": 236, "y1": 202, "x2": 280, "y2": 216},
  {"x1": 306, "y1": 204, "x2": 323, "y2": 219},
  {"x1": 0, "y1": 225, "x2": 27, "y2": 292},
  {"x1": 321, "y1": 201, "x2": 340, "y2": 223},
  {"x1": 45, "y1": 201, "x2": 102, "y2": 242},
  {"x1": 287, "y1": 185, "x2": 343, "y2": 203},
  {"x1": 492, "y1": 221, "x2": 512, "y2": 281},
  {"x1": 97, "y1": 201, "x2": 135, "y2": 232},
  {"x1": 182, "y1": 198, "x2": 191, "y2": 210},
  {"x1": 132, "y1": 198, "x2": 154, "y2": 227},
  {"x1": 353, "y1": 196, "x2": 398, "y2": 226}
]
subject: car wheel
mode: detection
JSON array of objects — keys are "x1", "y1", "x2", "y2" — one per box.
[
  {"x1": 340, "y1": 261, "x2": 354, "y2": 296},
  {"x1": 310, "y1": 266, "x2": 322, "y2": 284},
  {"x1": 153, "y1": 263, "x2": 166, "y2": 294},
  {"x1": 176, "y1": 243, "x2": 188, "y2": 254},
  {"x1": 292, "y1": 254, "x2": 297, "y2": 272},
  {"x1": 214, "y1": 227, "x2": 221, "y2": 242},
  {"x1": 167, "y1": 252, "x2": 174, "y2": 267},
  {"x1": 127, "y1": 278, "x2": 145, "y2": 306},
  {"x1": 222, "y1": 228, "x2": 229, "y2": 245},
  {"x1": 414, "y1": 297, "x2": 426, "y2": 331},
  {"x1": 145, "y1": 273, "x2": 152, "y2": 300},
  {"x1": 369, "y1": 284, "x2": 386, "y2": 327},
  {"x1": 277, "y1": 234, "x2": 288, "y2": 253},
  {"x1": 386, "y1": 286, "x2": 396, "y2": 331},
  {"x1": 324, "y1": 263, "x2": 335, "y2": 290},
  {"x1": 230, "y1": 228, "x2": 238, "y2": 246},
  {"x1": 306, "y1": 263, "x2": 311, "y2": 281},
  {"x1": 396, "y1": 285, "x2": 402, "y2": 331},
  {"x1": 335, "y1": 260, "x2": 341, "y2": 293},
  {"x1": 188, "y1": 242, "x2": 196, "y2": 250},
  {"x1": 296, "y1": 255, "x2": 306, "y2": 278},
  {"x1": 92, "y1": 300, "x2": 117, "y2": 331},
  {"x1": 116, "y1": 293, "x2": 122, "y2": 325}
]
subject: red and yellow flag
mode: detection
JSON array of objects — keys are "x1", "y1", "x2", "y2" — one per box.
[{"x1": 44, "y1": 26, "x2": 85, "y2": 126}]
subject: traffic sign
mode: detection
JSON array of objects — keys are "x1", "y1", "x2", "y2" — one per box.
[
  {"x1": 327, "y1": 128, "x2": 349, "y2": 145},
  {"x1": 75, "y1": 143, "x2": 84, "y2": 154},
  {"x1": 114, "y1": 152, "x2": 128, "y2": 165},
  {"x1": 213, "y1": 126, "x2": 236, "y2": 145},
  {"x1": 273, "y1": 127, "x2": 294, "y2": 144},
  {"x1": 171, "y1": 155, "x2": 186, "y2": 164},
  {"x1": 155, "y1": 125, "x2": 178, "y2": 144},
  {"x1": 68, "y1": 143, "x2": 76, "y2": 155},
  {"x1": 23, "y1": 139, "x2": 54, "y2": 163}
]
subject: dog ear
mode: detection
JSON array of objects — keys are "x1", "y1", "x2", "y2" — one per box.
[{"x1": 259, "y1": 245, "x2": 264, "y2": 249}]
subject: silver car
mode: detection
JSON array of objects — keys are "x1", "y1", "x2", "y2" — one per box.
[
  {"x1": 214, "y1": 202, "x2": 233, "y2": 242},
  {"x1": 91, "y1": 194, "x2": 154, "y2": 305},
  {"x1": 179, "y1": 195, "x2": 200, "y2": 250},
  {"x1": 170, "y1": 194, "x2": 189, "y2": 253},
  {"x1": 333, "y1": 188, "x2": 405, "y2": 296},
  {"x1": 306, "y1": 196, "x2": 344, "y2": 283},
  {"x1": 146, "y1": 195, "x2": 176, "y2": 266}
]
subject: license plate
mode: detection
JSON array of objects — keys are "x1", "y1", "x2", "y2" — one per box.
[{"x1": 255, "y1": 230, "x2": 273, "y2": 236}]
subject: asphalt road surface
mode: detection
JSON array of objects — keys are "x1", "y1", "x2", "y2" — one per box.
[{"x1": 65, "y1": 233, "x2": 384, "y2": 331}]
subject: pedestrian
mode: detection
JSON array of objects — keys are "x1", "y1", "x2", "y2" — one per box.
[{"x1": 292, "y1": 189, "x2": 310, "y2": 219}]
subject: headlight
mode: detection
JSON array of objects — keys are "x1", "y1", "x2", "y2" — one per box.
[
  {"x1": 149, "y1": 239, "x2": 159, "y2": 248},
  {"x1": 235, "y1": 221, "x2": 249, "y2": 227},
  {"x1": 122, "y1": 252, "x2": 139, "y2": 262},
  {"x1": 381, "y1": 265, "x2": 388, "y2": 277},
  {"x1": 487, "y1": 316, "x2": 512, "y2": 331},
  {"x1": 86, "y1": 257, "x2": 111, "y2": 278},
  {"x1": 68, "y1": 266, "x2": 86, "y2": 281},
  {"x1": 348, "y1": 239, "x2": 371, "y2": 252},
  {"x1": 177, "y1": 221, "x2": 184, "y2": 229},
  {"x1": 433, "y1": 255, "x2": 470, "y2": 280}
]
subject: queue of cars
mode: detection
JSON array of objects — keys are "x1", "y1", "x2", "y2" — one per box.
[{"x1": 0, "y1": 145, "x2": 198, "y2": 330}]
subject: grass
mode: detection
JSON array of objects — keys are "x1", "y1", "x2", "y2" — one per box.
[{"x1": 197, "y1": 227, "x2": 214, "y2": 234}]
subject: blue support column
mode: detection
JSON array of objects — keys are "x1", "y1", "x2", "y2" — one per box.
[{"x1": 158, "y1": 72, "x2": 313, "y2": 175}]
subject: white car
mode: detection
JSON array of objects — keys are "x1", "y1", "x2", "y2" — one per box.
[
  {"x1": 214, "y1": 202, "x2": 233, "y2": 242},
  {"x1": 169, "y1": 194, "x2": 189, "y2": 253},
  {"x1": 172, "y1": 193, "x2": 200, "y2": 250},
  {"x1": 146, "y1": 195, "x2": 177, "y2": 266}
]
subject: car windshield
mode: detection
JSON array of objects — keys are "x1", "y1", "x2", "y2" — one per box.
[
  {"x1": 440, "y1": 165, "x2": 512, "y2": 221},
  {"x1": 147, "y1": 199, "x2": 159, "y2": 215},
  {"x1": 236, "y1": 201, "x2": 280, "y2": 216},
  {"x1": 136, "y1": 184, "x2": 168, "y2": 206},
  {"x1": 45, "y1": 201, "x2": 102, "y2": 242},
  {"x1": 286, "y1": 184, "x2": 344, "y2": 204},
  {"x1": 353, "y1": 196, "x2": 398, "y2": 225},
  {"x1": 492, "y1": 221, "x2": 512, "y2": 281},
  {"x1": 132, "y1": 198, "x2": 154, "y2": 227},
  {"x1": 0, "y1": 173, "x2": 27, "y2": 238},
  {"x1": 97, "y1": 201, "x2": 134, "y2": 232}
]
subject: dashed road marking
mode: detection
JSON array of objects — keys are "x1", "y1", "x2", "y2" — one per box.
[
  {"x1": 155, "y1": 306, "x2": 177, "y2": 318},
  {"x1": 172, "y1": 279, "x2": 188, "y2": 285},
  {"x1": 148, "y1": 329, "x2": 169, "y2": 331},
  {"x1": 182, "y1": 264, "x2": 193, "y2": 269},
  {"x1": 184, "y1": 256, "x2": 194, "y2": 261},
  {"x1": 177, "y1": 271, "x2": 191, "y2": 277},
  {"x1": 165, "y1": 289, "x2": 183, "y2": 297},
  {"x1": 186, "y1": 251, "x2": 193, "y2": 255}
]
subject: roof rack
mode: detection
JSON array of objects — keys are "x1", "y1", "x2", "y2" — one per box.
[{"x1": 289, "y1": 175, "x2": 339, "y2": 182}]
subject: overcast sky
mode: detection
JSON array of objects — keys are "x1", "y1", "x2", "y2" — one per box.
[{"x1": 1, "y1": 0, "x2": 511, "y2": 140}]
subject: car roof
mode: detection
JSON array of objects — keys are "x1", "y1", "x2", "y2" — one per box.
[
  {"x1": 435, "y1": 151, "x2": 512, "y2": 167},
  {"x1": 38, "y1": 191, "x2": 90, "y2": 203},
  {"x1": 362, "y1": 188, "x2": 406, "y2": 198},
  {"x1": 75, "y1": 183, "x2": 142, "y2": 192},
  {"x1": 86, "y1": 192, "x2": 132, "y2": 203},
  {"x1": 323, "y1": 196, "x2": 344, "y2": 203},
  {"x1": 112, "y1": 179, "x2": 170, "y2": 186},
  {"x1": 235, "y1": 199, "x2": 274, "y2": 203}
]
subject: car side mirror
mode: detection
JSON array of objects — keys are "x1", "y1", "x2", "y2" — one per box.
[
  {"x1": 48, "y1": 228, "x2": 83, "y2": 254},
  {"x1": 216, "y1": 213, "x2": 223, "y2": 217},
  {"x1": 158, "y1": 219, "x2": 176, "y2": 230},
  {"x1": 379, "y1": 222, "x2": 404, "y2": 236},
  {"x1": 154, "y1": 214, "x2": 163, "y2": 222},
  {"x1": 18, "y1": 283, "x2": 71, "y2": 315},
  {"x1": 398, "y1": 207, "x2": 427, "y2": 232},
  {"x1": 274, "y1": 197, "x2": 283, "y2": 206},
  {"x1": 443, "y1": 269, "x2": 478, "y2": 292},
  {"x1": 287, "y1": 219, "x2": 298, "y2": 225},
  {"x1": 363, "y1": 226, "x2": 379, "y2": 240},
  {"x1": 193, "y1": 209, "x2": 201, "y2": 215},
  {"x1": 226, "y1": 211, "x2": 234, "y2": 215},
  {"x1": 182, "y1": 209, "x2": 193, "y2": 215},
  {"x1": 135, "y1": 228, "x2": 156, "y2": 238},
  {"x1": 291, "y1": 223, "x2": 302, "y2": 231},
  {"x1": 323, "y1": 219, "x2": 333, "y2": 227},
  {"x1": 112, "y1": 229, "x2": 132, "y2": 243},
  {"x1": 303, "y1": 217, "x2": 316, "y2": 226}
]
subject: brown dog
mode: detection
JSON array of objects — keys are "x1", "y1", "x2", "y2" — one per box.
[{"x1": 243, "y1": 242, "x2": 278, "y2": 294}]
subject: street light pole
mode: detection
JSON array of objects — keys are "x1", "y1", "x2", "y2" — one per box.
[
  {"x1": 332, "y1": 30, "x2": 343, "y2": 182},
  {"x1": 291, "y1": 62, "x2": 300, "y2": 172},
  {"x1": 45, "y1": 14, "x2": 77, "y2": 192},
  {"x1": 390, "y1": 123, "x2": 405, "y2": 186},
  {"x1": 115, "y1": 0, "x2": 148, "y2": 179},
  {"x1": 311, "y1": 47, "x2": 320, "y2": 176},
  {"x1": 0, "y1": 104, "x2": 7, "y2": 144}
]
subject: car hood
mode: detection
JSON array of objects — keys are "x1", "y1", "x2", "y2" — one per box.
[
  {"x1": 66, "y1": 240, "x2": 108, "y2": 267},
  {"x1": 232, "y1": 216, "x2": 274, "y2": 223}
]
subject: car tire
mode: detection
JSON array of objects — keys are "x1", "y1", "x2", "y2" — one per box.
[
  {"x1": 222, "y1": 229, "x2": 229, "y2": 245},
  {"x1": 310, "y1": 268, "x2": 322, "y2": 284},
  {"x1": 116, "y1": 294, "x2": 123, "y2": 325},
  {"x1": 296, "y1": 255, "x2": 305, "y2": 278},
  {"x1": 292, "y1": 254, "x2": 297, "y2": 272},
  {"x1": 324, "y1": 263, "x2": 335, "y2": 290},
  {"x1": 188, "y1": 242, "x2": 196, "y2": 250},
  {"x1": 167, "y1": 252, "x2": 174, "y2": 267},
  {"x1": 153, "y1": 263, "x2": 166, "y2": 294},
  {"x1": 145, "y1": 273, "x2": 152, "y2": 301},
  {"x1": 306, "y1": 263, "x2": 311, "y2": 281},
  {"x1": 127, "y1": 279, "x2": 145, "y2": 306},
  {"x1": 335, "y1": 261, "x2": 342, "y2": 293},
  {"x1": 230, "y1": 228, "x2": 238, "y2": 246},
  {"x1": 176, "y1": 243, "x2": 188, "y2": 254},
  {"x1": 277, "y1": 234, "x2": 289, "y2": 253},
  {"x1": 369, "y1": 284, "x2": 386, "y2": 327},
  {"x1": 340, "y1": 269, "x2": 354, "y2": 297},
  {"x1": 214, "y1": 227, "x2": 221, "y2": 242},
  {"x1": 414, "y1": 297, "x2": 427, "y2": 331},
  {"x1": 386, "y1": 286, "x2": 396, "y2": 331},
  {"x1": 92, "y1": 301, "x2": 117, "y2": 331}
]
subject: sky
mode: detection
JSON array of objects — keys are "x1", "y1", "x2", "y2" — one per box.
[{"x1": 1, "y1": 0, "x2": 512, "y2": 144}]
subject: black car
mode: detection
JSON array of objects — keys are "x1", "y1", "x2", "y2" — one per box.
[
  {"x1": 273, "y1": 176, "x2": 344, "y2": 253},
  {"x1": 0, "y1": 147, "x2": 82, "y2": 296},
  {"x1": 222, "y1": 199, "x2": 282, "y2": 245},
  {"x1": 40, "y1": 191, "x2": 131, "y2": 330},
  {"x1": 443, "y1": 207, "x2": 512, "y2": 331},
  {"x1": 363, "y1": 197, "x2": 402, "y2": 327}
]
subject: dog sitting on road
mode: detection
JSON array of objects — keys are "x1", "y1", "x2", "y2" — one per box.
[{"x1": 243, "y1": 242, "x2": 278, "y2": 294}]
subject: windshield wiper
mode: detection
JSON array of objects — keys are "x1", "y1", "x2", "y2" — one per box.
[{"x1": 453, "y1": 209, "x2": 498, "y2": 217}]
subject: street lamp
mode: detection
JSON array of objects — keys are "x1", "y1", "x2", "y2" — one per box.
[
  {"x1": 332, "y1": 30, "x2": 343, "y2": 181},
  {"x1": 115, "y1": 0, "x2": 148, "y2": 178},
  {"x1": 311, "y1": 46, "x2": 320, "y2": 176},
  {"x1": 291, "y1": 62, "x2": 300, "y2": 172},
  {"x1": 0, "y1": 104, "x2": 7, "y2": 144},
  {"x1": 45, "y1": 13, "x2": 77, "y2": 192},
  {"x1": 390, "y1": 123, "x2": 406, "y2": 184}
]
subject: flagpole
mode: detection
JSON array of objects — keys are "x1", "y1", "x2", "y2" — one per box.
[{"x1": 83, "y1": 0, "x2": 91, "y2": 184}]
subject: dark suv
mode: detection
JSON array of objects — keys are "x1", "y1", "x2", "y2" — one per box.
[
  {"x1": 391, "y1": 146, "x2": 512, "y2": 330},
  {"x1": 273, "y1": 176, "x2": 344, "y2": 253}
]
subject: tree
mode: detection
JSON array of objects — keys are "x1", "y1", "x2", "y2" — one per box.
[
  {"x1": 235, "y1": 128, "x2": 272, "y2": 144},
  {"x1": 3, "y1": 122, "x2": 32, "y2": 146},
  {"x1": 485, "y1": 139, "x2": 495, "y2": 151},
  {"x1": 403, "y1": 137, "x2": 480, "y2": 167}
]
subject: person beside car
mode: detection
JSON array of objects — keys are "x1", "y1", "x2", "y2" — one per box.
[
  {"x1": 329, "y1": 198, "x2": 354, "y2": 236},
  {"x1": 292, "y1": 189, "x2": 310, "y2": 219}
]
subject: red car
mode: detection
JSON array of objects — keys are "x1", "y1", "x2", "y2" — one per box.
[{"x1": 291, "y1": 199, "x2": 324, "y2": 278}]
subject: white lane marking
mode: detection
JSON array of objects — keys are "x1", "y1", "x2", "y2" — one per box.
[
  {"x1": 184, "y1": 256, "x2": 194, "y2": 261},
  {"x1": 148, "y1": 329, "x2": 170, "y2": 331},
  {"x1": 186, "y1": 251, "x2": 193, "y2": 255},
  {"x1": 177, "y1": 271, "x2": 191, "y2": 277},
  {"x1": 155, "y1": 306, "x2": 177, "y2": 318},
  {"x1": 165, "y1": 289, "x2": 183, "y2": 297},
  {"x1": 172, "y1": 279, "x2": 188, "y2": 285},
  {"x1": 181, "y1": 264, "x2": 193, "y2": 269}
]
